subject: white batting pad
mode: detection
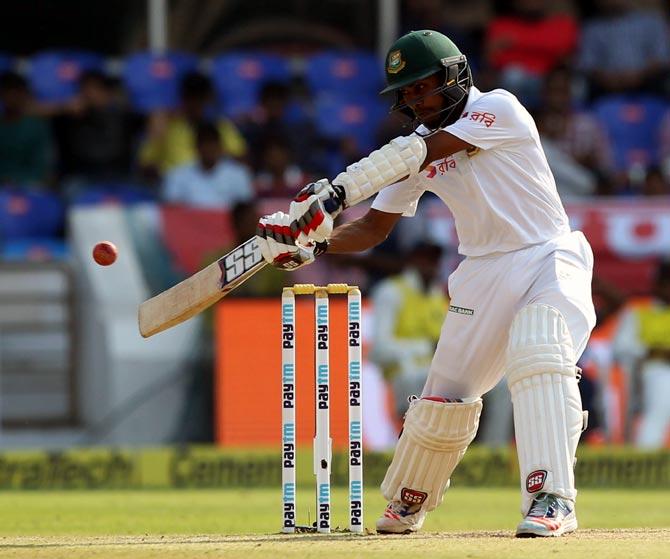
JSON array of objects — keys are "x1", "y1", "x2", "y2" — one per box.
[
  {"x1": 506, "y1": 304, "x2": 587, "y2": 514},
  {"x1": 381, "y1": 397, "x2": 482, "y2": 511},
  {"x1": 333, "y1": 135, "x2": 427, "y2": 207}
]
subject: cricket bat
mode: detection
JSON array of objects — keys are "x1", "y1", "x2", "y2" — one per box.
[{"x1": 138, "y1": 237, "x2": 266, "y2": 338}]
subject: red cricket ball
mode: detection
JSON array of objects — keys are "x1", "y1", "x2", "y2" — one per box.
[{"x1": 92, "y1": 241, "x2": 118, "y2": 266}]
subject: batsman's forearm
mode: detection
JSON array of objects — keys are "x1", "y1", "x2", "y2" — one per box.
[{"x1": 327, "y1": 219, "x2": 388, "y2": 253}]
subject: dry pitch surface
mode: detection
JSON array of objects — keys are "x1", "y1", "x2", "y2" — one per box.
[
  {"x1": 0, "y1": 488, "x2": 666, "y2": 558},
  {"x1": 0, "y1": 530, "x2": 667, "y2": 559}
]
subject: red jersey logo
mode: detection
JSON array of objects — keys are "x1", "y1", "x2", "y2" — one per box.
[
  {"x1": 461, "y1": 111, "x2": 496, "y2": 127},
  {"x1": 426, "y1": 156, "x2": 456, "y2": 178}
]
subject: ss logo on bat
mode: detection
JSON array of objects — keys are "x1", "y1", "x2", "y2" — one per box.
[{"x1": 223, "y1": 239, "x2": 262, "y2": 283}]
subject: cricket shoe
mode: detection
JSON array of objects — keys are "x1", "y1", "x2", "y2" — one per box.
[
  {"x1": 376, "y1": 499, "x2": 427, "y2": 534},
  {"x1": 515, "y1": 493, "x2": 577, "y2": 538}
]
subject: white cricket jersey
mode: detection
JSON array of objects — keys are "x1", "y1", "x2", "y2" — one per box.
[{"x1": 371, "y1": 86, "x2": 571, "y2": 256}]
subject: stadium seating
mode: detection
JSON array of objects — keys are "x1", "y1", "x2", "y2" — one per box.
[
  {"x1": 122, "y1": 51, "x2": 198, "y2": 113},
  {"x1": 211, "y1": 52, "x2": 292, "y2": 117},
  {"x1": 0, "y1": 238, "x2": 68, "y2": 261},
  {"x1": 0, "y1": 53, "x2": 13, "y2": 74},
  {"x1": 70, "y1": 184, "x2": 157, "y2": 206},
  {"x1": 28, "y1": 50, "x2": 104, "y2": 102},
  {"x1": 0, "y1": 189, "x2": 65, "y2": 239},
  {"x1": 305, "y1": 51, "x2": 383, "y2": 99},
  {"x1": 314, "y1": 96, "x2": 388, "y2": 153},
  {"x1": 593, "y1": 96, "x2": 670, "y2": 172}
]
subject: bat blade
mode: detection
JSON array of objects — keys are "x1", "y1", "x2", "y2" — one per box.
[{"x1": 138, "y1": 237, "x2": 266, "y2": 338}]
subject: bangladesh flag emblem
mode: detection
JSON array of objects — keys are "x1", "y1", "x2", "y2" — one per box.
[{"x1": 387, "y1": 50, "x2": 405, "y2": 74}]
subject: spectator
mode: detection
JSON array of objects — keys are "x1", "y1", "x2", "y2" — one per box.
[
  {"x1": 641, "y1": 166, "x2": 670, "y2": 197},
  {"x1": 593, "y1": 275, "x2": 626, "y2": 326},
  {"x1": 162, "y1": 123, "x2": 253, "y2": 209},
  {"x1": 578, "y1": 0, "x2": 670, "y2": 100},
  {"x1": 54, "y1": 70, "x2": 134, "y2": 185},
  {"x1": 613, "y1": 260, "x2": 670, "y2": 448},
  {"x1": 535, "y1": 66, "x2": 614, "y2": 197},
  {"x1": 369, "y1": 242, "x2": 449, "y2": 420},
  {"x1": 401, "y1": 0, "x2": 488, "y2": 72},
  {"x1": 0, "y1": 72, "x2": 52, "y2": 186},
  {"x1": 485, "y1": 0, "x2": 578, "y2": 108},
  {"x1": 238, "y1": 81, "x2": 322, "y2": 174},
  {"x1": 540, "y1": 140, "x2": 598, "y2": 199},
  {"x1": 254, "y1": 140, "x2": 312, "y2": 199},
  {"x1": 537, "y1": 67, "x2": 613, "y2": 171},
  {"x1": 577, "y1": 277, "x2": 627, "y2": 444},
  {"x1": 140, "y1": 72, "x2": 246, "y2": 179}
]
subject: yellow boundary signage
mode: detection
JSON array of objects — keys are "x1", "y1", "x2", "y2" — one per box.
[{"x1": 0, "y1": 446, "x2": 666, "y2": 490}]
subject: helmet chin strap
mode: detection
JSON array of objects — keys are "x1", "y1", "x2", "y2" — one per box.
[
  {"x1": 392, "y1": 91, "x2": 467, "y2": 136},
  {"x1": 414, "y1": 94, "x2": 467, "y2": 135},
  {"x1": 390, "y1": 59, "x2": 472, "y2": 133}
]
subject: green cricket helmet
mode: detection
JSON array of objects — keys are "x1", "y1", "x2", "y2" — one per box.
[{"x1": 381, "y1": 30, "x2": 472, "y2": 129}]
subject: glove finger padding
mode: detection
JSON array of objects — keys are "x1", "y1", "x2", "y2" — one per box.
[
  {"x1": 291, "y1": 200, "x2": 329, "y2": 244},
  {"x1": 289, "y1": 179, "x2": 343, "y2": 245},
  {"x1": 381, "y1": 397, "x2": 482, "y2": 512},
  {"x1": 256, "y1": 212, "x2": 316, "y2": 271},
  {"x1": 256, "y1": 211, "x2": 291, "y2": 260}
]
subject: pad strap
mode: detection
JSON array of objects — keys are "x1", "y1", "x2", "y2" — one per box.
[
  {"x1": 333, "y1": 135, "x2": 427, "y2": 207},
  {"x1": 381, "y1": 397, "x2": 481, "y2": 511}
]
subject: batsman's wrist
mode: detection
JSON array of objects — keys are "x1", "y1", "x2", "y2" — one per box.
[
  {"x1": 322, "y1": 184, "x2": 347, "y2": 214},
  {"x1": 313, "y1": 240, "x2": 329, "y2": 257}
]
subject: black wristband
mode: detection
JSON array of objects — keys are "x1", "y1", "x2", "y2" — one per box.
[
  {"x1": 313, "y1": 240, "x2": 329, "y2": 257},
  {"x1": 332, "y1": 184, "x2": 346, "y2": 203}
]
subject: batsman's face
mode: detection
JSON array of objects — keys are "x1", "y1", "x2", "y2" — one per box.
[{"x1": 400, "y1": 73, "x2": 448, "y2": 128}]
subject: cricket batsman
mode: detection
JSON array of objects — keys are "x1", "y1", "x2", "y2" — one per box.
[{"x1": 256, "y1": 30, "x2": 595, "y2": 537}]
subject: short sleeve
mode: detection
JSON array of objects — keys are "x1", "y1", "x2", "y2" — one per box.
[
  {"x1": 371, "y1": 175, "x2": 425, "y2": 217},
  {"x1": 162, "y1": 167, "x2": 185, "y2": 203},
  {"x1": 234, "y1": 166, "x2": 254, "y2": 202},
  {"x1": 445, "y1": 90, "x2": 530, "y2": 151}
]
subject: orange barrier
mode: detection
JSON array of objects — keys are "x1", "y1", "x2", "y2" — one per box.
[{"x1": 215, "y1": 297, "x2": 358, "y2": 448}]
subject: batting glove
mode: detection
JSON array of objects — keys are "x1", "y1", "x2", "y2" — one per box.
[
  {"x1": 289, "y1": 178, "x2": 346, "y2": 245},
  {"x1": 255, "y1": 211, "x2": 327, "y2": 271}
]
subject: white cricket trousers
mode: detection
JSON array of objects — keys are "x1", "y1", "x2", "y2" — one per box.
[{"x1": 423, "y1": 231, "x2": 596, "y2": 399}]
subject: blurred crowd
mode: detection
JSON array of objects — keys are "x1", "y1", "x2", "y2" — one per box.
[
  {"x1": 0, "y1": 0, "x2": 669, "y2": 448},
  {"x1": 1, "y1": 0, "x2": 670, "y2": 205},
  {"x1": 409, "y1": 0, "x2": 670, "y2": 198},
  {"x1": 0, "y1": 69, "x2": 324, "y2": 205}
]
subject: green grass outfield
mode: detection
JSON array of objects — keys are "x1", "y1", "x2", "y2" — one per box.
[{"x1": 0, "y1": 487, "x2": 667, "y2": 558}]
